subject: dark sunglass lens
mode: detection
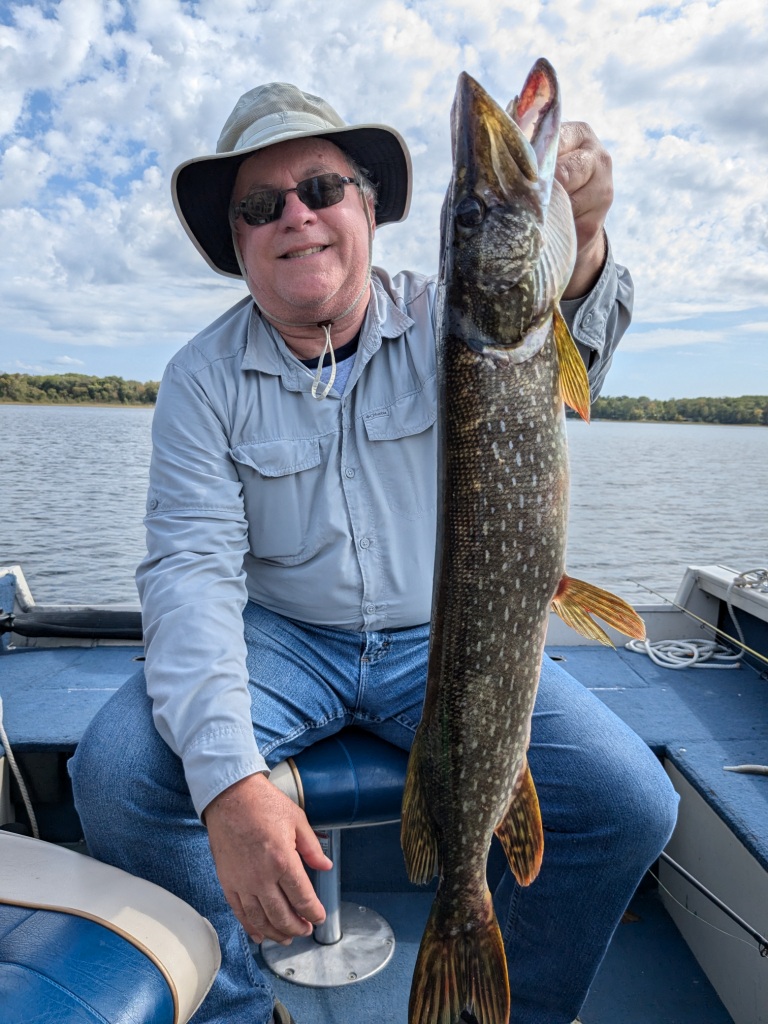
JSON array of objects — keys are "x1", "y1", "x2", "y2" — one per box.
[
  {"x1": 297, "y1": 174, "x2": 345, "y2": 210},
  {"x1": 242, "y1": 189, "x2": 282, "y2": 225}
]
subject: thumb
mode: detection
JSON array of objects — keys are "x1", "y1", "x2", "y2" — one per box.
[{"x1": 295, "y1": 819, "x2": 334, "y2": 872}]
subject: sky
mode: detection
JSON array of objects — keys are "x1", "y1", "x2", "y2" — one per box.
[{"x1": 0, "y1": 0, "x2": 766, "y2": 399}]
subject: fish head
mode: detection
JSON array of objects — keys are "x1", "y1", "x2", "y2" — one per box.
[{"x1": 440, "y1": 64, "x2": 576, "y2": 359}]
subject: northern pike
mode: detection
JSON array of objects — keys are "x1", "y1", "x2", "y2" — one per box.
[{"x1": 401, "y1": 61, "x2": 646, "y2": 1024}]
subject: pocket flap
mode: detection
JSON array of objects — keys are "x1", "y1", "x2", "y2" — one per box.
[
  {"x1": 230, "y1": 437, "x2": 321, "y2": 478},
  {"x1": 363, "y1": 386, "x2": 436, "y2": 442}
]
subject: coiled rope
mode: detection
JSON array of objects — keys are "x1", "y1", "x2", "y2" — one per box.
[{"x1": 626, "y1": 567, "x2": 768, "y2": 670}]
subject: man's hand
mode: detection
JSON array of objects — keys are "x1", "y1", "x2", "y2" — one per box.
[
  {"x1": 557, "y1": 121, "x2": 614, "y2": 299},
  {"x1": 204, "y1": 773, "x2": 333, "y2": 945}
]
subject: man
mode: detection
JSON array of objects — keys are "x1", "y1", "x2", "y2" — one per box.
[{"x1": 70, "y1": 83, "x2": 677, "y2": 1024}]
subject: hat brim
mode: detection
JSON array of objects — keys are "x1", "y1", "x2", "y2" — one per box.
[{"x1": 172, "y1": 123, "x2": 412, "y2": 278}]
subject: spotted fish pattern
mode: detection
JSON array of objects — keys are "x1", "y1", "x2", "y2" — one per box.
[{"x1": 401, "y1": 63, "x2": 645, "y2": 1024}]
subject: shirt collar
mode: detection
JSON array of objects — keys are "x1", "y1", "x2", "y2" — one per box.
[{"x1": 240, "y1": 267, "x2": 415, "y2": 385}]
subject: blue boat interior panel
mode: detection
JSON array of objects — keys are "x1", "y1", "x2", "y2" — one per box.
[
  {"x1": 254, "y1": 886, "x2": 733, "y2": 1024},
  {"x1": 4, "y1": 635, "x2": 766, "y2": 1022},
  {"x1": 0, "y1": 646, "x2": 141, "y2": 751},
  {"x1": 548, "y1": 644, "x2": 768, "y2": 872}
]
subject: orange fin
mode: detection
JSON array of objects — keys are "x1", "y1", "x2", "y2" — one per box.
[
  {"x1": 408, "y1": 887, "x2": 509, "y2": 1024},
  {"x1": 554, "y1": 307, "x2": 590, "y2": 422},
  {"x1": 551, "y1": 573, "x2": 646, "y2": 646},
  {"x1": 401, "y1": 741, "x2": 439, "y2": 885},
  {"x1": 494, "y1": 758, "x2": 544, "y2": 886}
]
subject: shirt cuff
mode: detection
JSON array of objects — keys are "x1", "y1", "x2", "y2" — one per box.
[{"x1": 183, "y1": 724, "x2": 270, "y2": 819}]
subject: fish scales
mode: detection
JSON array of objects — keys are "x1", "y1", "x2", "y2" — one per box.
[{"x1": 402, "y1": 61, "x2": 645, "y2": 1024}]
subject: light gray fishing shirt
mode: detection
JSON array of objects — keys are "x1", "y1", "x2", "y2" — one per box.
[{"x1": 137, "y1": 256, "x2": 633, "y2": 816}]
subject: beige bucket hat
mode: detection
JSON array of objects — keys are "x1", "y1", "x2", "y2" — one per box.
[{"x1": 172, "y1": 82, "x2": 413, "y2": 278}]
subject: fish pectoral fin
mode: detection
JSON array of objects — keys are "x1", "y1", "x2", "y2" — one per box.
[
  {"x1": 401, "y1": 748, "x2": 439, "y2": 885},
  {"x1": 409, "y1": 887, "x2": 509, "y2": 1024},
  {"x1": 551, "y1": 573, "x2": 647, "y2": 646},
  {"x1": 554, "y1": 308, "x2": 591, "y2": 422},
  {"x1": 494, "y1": 759, "x2": 543, "y2": 886}
]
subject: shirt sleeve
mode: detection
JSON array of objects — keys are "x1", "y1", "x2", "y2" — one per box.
[
  {"x1": 559, "y1": 236, "x2": 634, "y2": 400},
  {"x1": 135, "y1": 359, "x2": 267, "y2": 818}
]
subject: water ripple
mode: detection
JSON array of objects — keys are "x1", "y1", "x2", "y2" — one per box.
[{"x1": 1, "y1": 407, "x2": 765, "y2": 606}]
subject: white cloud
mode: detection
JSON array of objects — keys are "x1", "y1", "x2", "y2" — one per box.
[
  {"x1": 0, "y1": 0, "x2": 765, "y2": 392},
  {"x1": 52, "y1": 354, "x2": 85, "y2": 366},
  {"x1": 621, "y1": 326, "x2": 725, "y2": 353}
]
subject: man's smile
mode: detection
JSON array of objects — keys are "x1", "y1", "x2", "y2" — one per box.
[{"x1": 280, "y1": 245, "x2": 328, "y2": 259}]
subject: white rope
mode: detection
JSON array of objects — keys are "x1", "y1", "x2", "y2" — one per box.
[
  {"x1": 625, "y1": 637, "x2": 742, "y2": 669},
  {"x1": 0, "y1": 694, "x2": 39, "y2": 838},
  {"x1": 626, "y1": 566, "x2": 768, "y2": 670}
]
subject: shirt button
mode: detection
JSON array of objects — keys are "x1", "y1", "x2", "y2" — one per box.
[
  {"x1": 345, "y1": 467, "x2": 355, "y2": 478},
  {"x1": 583, "y1": 312, "x2": 593, "y2": 327},
  {"x1": 359, "y1": 537, "x2": 371, "y2": 549},
  {"x1": 365, "y1": 604, "x2": 375, "y2": 615},
  {"x1": 148, "y1": 498, "x2": 158, "y2": 510}
]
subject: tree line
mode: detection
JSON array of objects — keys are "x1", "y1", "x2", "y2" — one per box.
[
  {"x1": 1, "y1": 374, "x2": 766, "y2": 424},
  {"x1": 0, "y1": 373, "x2": 159, "y2": 406},
  {"x1": 588, "y1": 394, "x2": 768, "y2": 425}
]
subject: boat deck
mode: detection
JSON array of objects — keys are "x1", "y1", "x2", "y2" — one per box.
[{"x1": 2, "y1": 632, "x2": 767, "y2": 1022}]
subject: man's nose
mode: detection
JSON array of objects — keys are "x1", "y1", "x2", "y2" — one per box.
[{"x1": 280, "y1": 189, "x2": 318, "y2": 224}]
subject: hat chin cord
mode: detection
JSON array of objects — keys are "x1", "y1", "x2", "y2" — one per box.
[{"x1": 232, "y1": 196, "x2": 375, "y2": 401}]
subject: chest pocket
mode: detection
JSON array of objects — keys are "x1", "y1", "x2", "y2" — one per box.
[
  {"x1": 230, "y1": 437, "x2": 323, "y2": 563},
  {"x1": 363, "y1": 381, "x2": 437, "y2": 520}
]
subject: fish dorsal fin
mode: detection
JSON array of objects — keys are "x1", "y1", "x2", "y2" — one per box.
[
  {"x1": 494, "y1": 758, "x2": 543, "y2": 886},
  {"x1": 554, "y1": 308, "x2": 590, "y2": 422},
  {"x1": 551, "y1": 574, "x2": 647, "y2": 646}
]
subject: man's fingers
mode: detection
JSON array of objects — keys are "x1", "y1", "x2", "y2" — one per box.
[
  {"x1": 233, "y1": 885, "x2": 313, "y2": 945},
  {"x1": 279, "y1": 855, "x2": 327, "y2": 925},
  {"x1": 557, "y1": 119, "x2": 591, "y2": 156},
  {"x1": 295, "y1": 818, "x2": 334, "y2": 872},
  {"x1": 556, "y1": 122, "x2": 613, "y2": 206}
]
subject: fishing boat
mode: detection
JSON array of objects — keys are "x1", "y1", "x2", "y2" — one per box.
[{"x1": 1, "y1": 560, "x2": 767, "y2": 1024}]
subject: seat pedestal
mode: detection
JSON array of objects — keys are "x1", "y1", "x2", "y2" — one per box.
[{"x1": 261, "y1": 827, "x2": 395, "y2": 986}]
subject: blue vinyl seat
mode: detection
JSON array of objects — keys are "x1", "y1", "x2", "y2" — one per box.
[
  {"x1": 0, "y1": 831, "x2": 221, "y2": 1024},
  {"x1": 270, "y1": 726, "x2": 409, "y2": 828},
  {"x1": 262, "y1": 727, "x2": 410, "y2": 988}
]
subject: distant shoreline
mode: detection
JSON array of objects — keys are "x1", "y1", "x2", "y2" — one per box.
[
  {"x1": 2, "y1": 399, "x2": 766, "y2": 429},
  {"x1": 1, "y1": 374, "x2": 766, "y2": 426},
  {"x1": 0, "y1": 400, "x2": 153, "y2": 408}
]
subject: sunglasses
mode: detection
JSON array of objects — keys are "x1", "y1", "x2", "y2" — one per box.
[{"x1": 232, "y1": 172, "x2": 360, "y2": 227}]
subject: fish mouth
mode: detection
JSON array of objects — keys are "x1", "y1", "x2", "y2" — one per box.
[
  {"x1": 440, "y1": 66, "x2": 576, "y2": 354},
  {"x1": 452, "y1": 71, "x2": 540, "y2": 206}
]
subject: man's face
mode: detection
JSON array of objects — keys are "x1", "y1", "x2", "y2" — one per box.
[{"x1": 232, "y1": 137, "x2": 375, "y2": 328}]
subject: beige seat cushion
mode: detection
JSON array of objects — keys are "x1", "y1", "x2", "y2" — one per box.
[{"x1": 0, "y1": 831, "x2": 220, "y2": 1024}]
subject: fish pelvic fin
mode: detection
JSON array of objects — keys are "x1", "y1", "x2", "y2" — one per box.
[
  {"x1": 552, "y1": 573, "x2": 647, "y2": 646},
  {"x1": 494, "y1": 758, "x2": 544, "y2": 886},
  {"x1": 408, "y1": 887, "x2": 509, "y2": 1024},
  {"x1": 401, "y1": 746, "x2": 439, "y2": 885},
  {"x1": 554, "y1": 308, "x2": 591, "y2": 422}
]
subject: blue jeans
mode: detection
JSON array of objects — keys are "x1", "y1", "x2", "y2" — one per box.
[{"x1": 69, "y1": 601, "x2": 677, "y2": 1024}]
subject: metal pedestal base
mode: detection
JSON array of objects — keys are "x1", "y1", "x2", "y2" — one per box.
[{"x1": 261, "y1": 901, "x2": 395, "y2": 987}]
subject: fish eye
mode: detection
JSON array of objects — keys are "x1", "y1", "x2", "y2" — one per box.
[{"x1": 455, "y1": 195, "x2": 486, "y2": 229}]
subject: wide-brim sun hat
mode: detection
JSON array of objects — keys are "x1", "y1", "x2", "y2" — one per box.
[{"x1": 172, "y1": 82, "x2": 413, "y2": 278}]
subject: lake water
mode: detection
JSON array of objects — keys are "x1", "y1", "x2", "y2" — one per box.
[{"x1": 1, "y1": 405, "x2": 766, "y2": 606}]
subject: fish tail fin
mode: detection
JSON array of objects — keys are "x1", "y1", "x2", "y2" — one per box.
[
  {"x1": 494, "y1": 758, "x2": 544, "y2": 885},
  {"x1": 552, "y1": 573, "x2": 647, "y2": 646},
  {"x1": 401, "y1": 738, "x2": 439, "y2": 884},
  {"x1": 554, "y1": 308, "x2": 591, "y2": 422},
  {"x1": 409, "y1": 888, "x2": 510, "y2": 1024}
]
